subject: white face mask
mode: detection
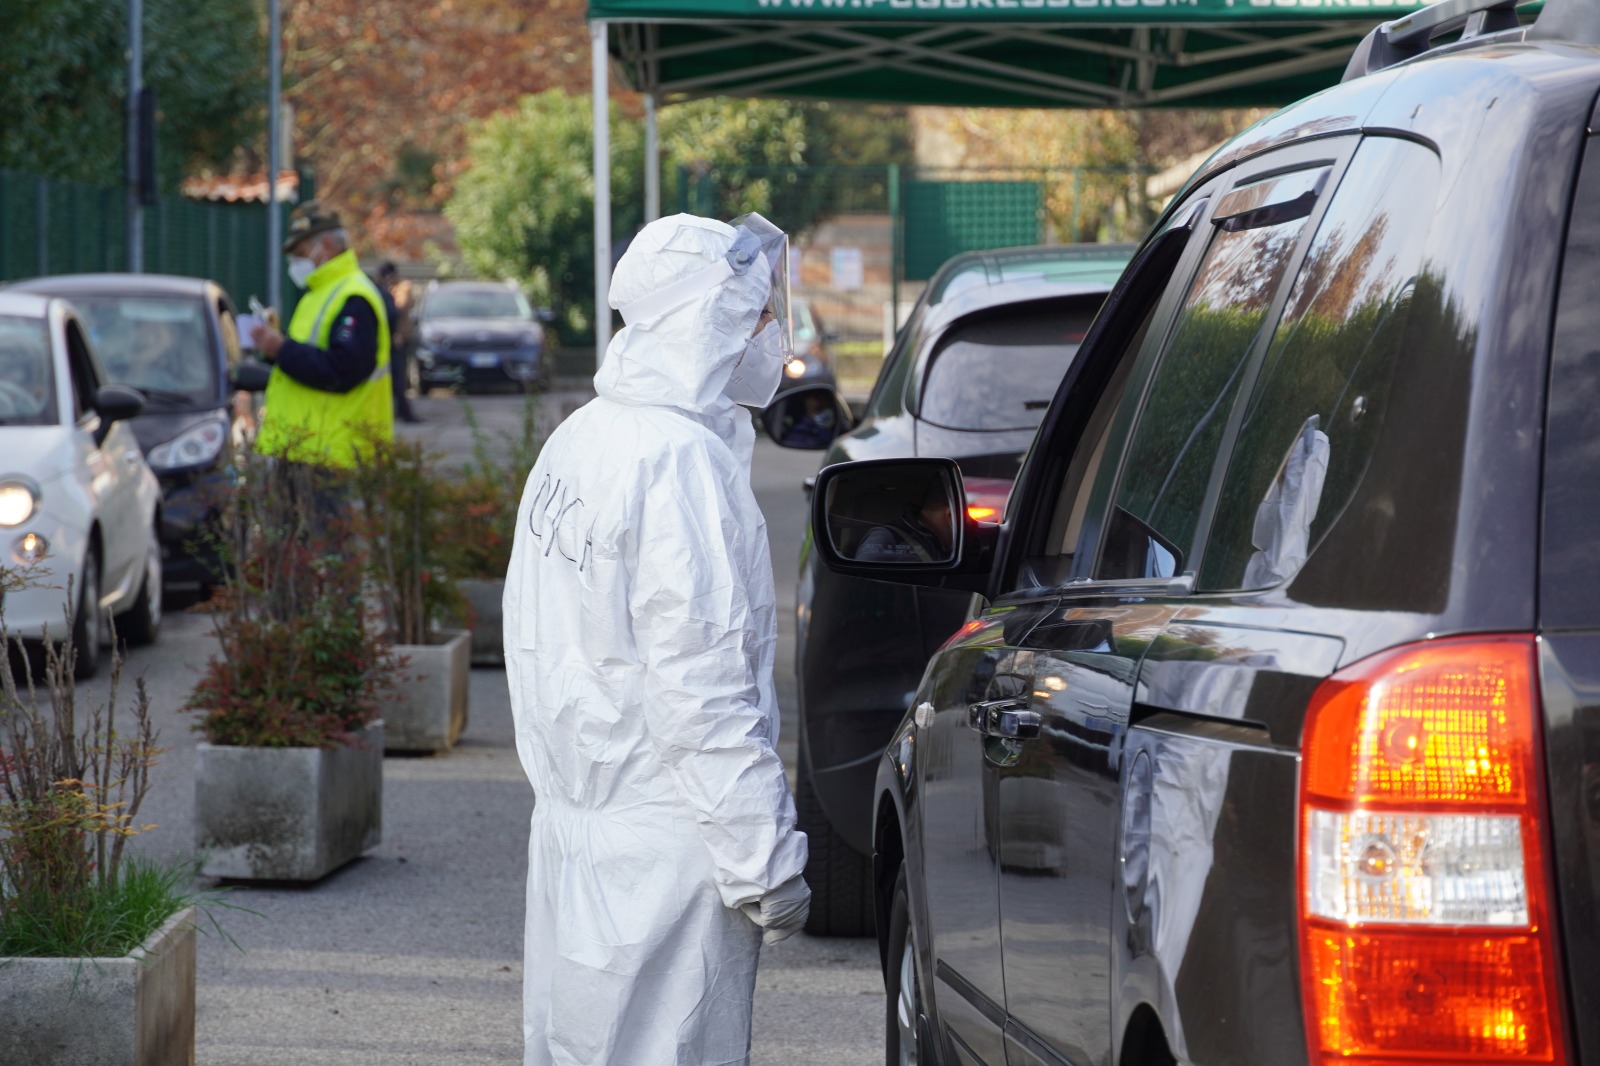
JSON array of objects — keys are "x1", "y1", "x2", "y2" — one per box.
[
  {"x1": 287, "y1": 256, "x2": 317, "y2": 288},
  {"x1": 725, "y1": 325, "x2": 786, "y2": 408}
]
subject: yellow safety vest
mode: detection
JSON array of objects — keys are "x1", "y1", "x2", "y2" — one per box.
[{"x1": 257, "y1": 249, "x2": 393, "y2": 468}]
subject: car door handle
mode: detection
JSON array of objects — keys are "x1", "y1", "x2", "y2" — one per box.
[{"x1": 967, "y1": 697, "x2": 1042, "y2": 740}]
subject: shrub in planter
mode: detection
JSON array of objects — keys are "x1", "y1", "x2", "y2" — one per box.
[
  {"x1": 188, "y1": 459, "x2": 392, "y2": 879},
  {"x1": 0, "y1": 582, "x2": 210, "y2": 1064},
  {"x1": 437, "y1": 393, "x2": 545, "y2": 665},
  {"x1": 353, "y1": 439, "x2": 472, "y2": 752}
]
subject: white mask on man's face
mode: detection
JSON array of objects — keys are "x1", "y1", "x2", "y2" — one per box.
[
  {"x1": 287, "y1": 256, "x2": 317, "y2": 288},
  {"x1": 724, "y1": 324, "x2": 786, "y2": 408}
]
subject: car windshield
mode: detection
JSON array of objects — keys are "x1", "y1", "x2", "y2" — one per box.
[
  {"x1": 424, "y1": 288, "x2": 532, "y2": 320},
  {"x1": 74, "y1": 295, "x2": 216, "y2": 407},
  {"x1": 920, "y1": 303, "x2": 1097, "y2": 432},
  {"x1": 0, "y1": 315, "x2": 58, "y2": 427}
]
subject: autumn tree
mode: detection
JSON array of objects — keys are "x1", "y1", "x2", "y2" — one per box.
[
  {"x1": 447, "y1": 92, "x2": 911, "y2": 342},
  {"x1": 282, "y1": 0, "x2": 590, "y2": 255}
]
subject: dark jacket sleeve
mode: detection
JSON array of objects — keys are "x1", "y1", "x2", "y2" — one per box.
[{"x1": 275, "y1": 296, "x2": 380, "y2": 394}]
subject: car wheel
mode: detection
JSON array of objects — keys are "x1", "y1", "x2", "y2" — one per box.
[
  {"x1": 70, "y1": 549, "x2": 103, "y2": 681},
  {"x1": 117, "y1": 533, "x2": 162, "y2": 647},
  {"x1": 797, "y1": 745, "x2": 876, "y2": 936},
  {"x1": 885, "y1": 864, "x2": 935, "y2": 1066}
]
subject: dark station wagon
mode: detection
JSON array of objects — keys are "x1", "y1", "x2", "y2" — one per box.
[{"x1": 808, "y1": 1, "x2": 1600, "y2": 1064}]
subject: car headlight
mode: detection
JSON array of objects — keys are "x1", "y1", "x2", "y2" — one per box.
[
  {"x1": 519, "y1": 327, "x2": 544, "y2": 348},
  {"x1": 13, "y1": 531, "x2": 48, "y2": 566},
  {"x1": 0, "y1": 478, "x2": 40, "y2": 527},
  {"x1": 784, "y1": 358, "x2": 808, "y2": 379},
  {"x1": 148, "y1": 415, "x2": 227, "y2": 472}
]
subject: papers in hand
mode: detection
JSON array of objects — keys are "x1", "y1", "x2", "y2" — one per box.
[{"x1": 237, "y1": 314, "x2": 266, "y2": 349}]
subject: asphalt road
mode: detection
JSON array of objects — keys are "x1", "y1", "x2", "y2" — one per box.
[{"x1": 97, "y1": 388, "x2": 882, "y2": 1065}]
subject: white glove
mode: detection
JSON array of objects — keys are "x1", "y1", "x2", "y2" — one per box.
[{"x1": 740, "y1": 874, "x2": 811, "y2": 945}]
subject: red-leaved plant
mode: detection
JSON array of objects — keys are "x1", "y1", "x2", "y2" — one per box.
[{"x1": 188, "y1": 454, "x2": 394, "y2": 748}]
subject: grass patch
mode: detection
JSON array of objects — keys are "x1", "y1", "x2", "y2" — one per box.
[{"x1": 0, "y1": 857, "x2": 229, "y2": 959}]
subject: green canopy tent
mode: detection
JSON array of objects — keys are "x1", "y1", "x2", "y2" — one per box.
[{"x1": 585, "y1": 0, "x2": 1427, "y2": 355}]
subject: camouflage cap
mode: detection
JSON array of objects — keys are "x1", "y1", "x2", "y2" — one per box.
[{"x1": 283, "y1": 200, "x2": 342, "y2": 253}]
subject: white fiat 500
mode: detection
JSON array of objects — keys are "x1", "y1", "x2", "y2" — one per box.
[{"x1": 0, "y1": 292, "x2": 162, "y2": 677}]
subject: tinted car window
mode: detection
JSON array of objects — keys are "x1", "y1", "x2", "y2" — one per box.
[
  {"x1": 1097, "y1": 166, "x2": 1327, "y2": 581},
  {"x1": 920, "y1": 304, "x2": 1095, "y2": 432},
  {"x1": 1200, "y1": 139, "x2": 1439, "y2": 591},
  {"x1": 1541, "y1": 133, "x2": 1600, "y2": 628},
  {"x1": 425, "y1": 288, "x2": 532, "y2": 320},
  {"x1": 0, "y1": 315, "x2": 57, "y2": 426},
  {"x1": 75, "y1": 295, "x2": 217, "y2": 407}
]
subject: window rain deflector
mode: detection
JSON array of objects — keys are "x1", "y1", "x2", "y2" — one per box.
[{"x1": 1213, "y1": 168, "x2": 1330, "y2": 233}]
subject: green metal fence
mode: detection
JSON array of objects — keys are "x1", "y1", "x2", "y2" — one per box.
[{"x1": 0, "y1": 170, "x2": 278, "y2": 310}]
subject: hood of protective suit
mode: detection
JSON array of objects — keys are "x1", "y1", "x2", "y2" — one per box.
[{"x1": 596, "y1": 214, "x2": 770, "y2": 422}]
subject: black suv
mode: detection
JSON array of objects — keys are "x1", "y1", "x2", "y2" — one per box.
[
  {"x1": 766, "y1": 244, "x2": 1130, "y2": 935},
  {"x1": 811, "y1": 3, "x2": 1600, "y2": 1064}
]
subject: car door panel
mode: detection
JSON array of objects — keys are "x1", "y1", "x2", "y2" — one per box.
[
  {"x1": 917, "y1": 629, "x2": 1021, "y2": 1065},
  {"x1": 997, "y1": 602, "x2": 1174, "y2": 1066},
  {"x1": 1114, "y1": 616, "x2": 1342, "y2": 1065}
]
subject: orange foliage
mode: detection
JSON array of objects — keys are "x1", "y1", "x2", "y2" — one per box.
[{"x1": 283, "y1": 0, "x2": 592, "y2": 258}]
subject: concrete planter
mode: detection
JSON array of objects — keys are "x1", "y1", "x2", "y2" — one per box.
[
  {"x1": 459, "y1": 578, "x2": 504, "y2": 666},
  {"x1": 195, "y1": 720, "x2": 384, "y2": 881},
  {"x1": 385, "y1": 628, "x2": 470, "y2": 753},
  {"x1": 0, "y1": 906, "x2": 196, "y2": 1065}
]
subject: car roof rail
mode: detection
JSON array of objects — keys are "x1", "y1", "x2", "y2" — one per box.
[{"x1": 1342, "y1": 0, "x2": 1547, "y2": 81}]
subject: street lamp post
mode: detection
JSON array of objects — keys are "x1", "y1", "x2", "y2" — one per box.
[
  {"x1": 125, "y1": 0, "x2": 143, "y2": 272},
  {"x1": 266, "y1": 0, "x2": 283, "y2": 315}
]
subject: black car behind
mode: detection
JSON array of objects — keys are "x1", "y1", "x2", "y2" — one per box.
[
  {"x1": 5, "y1": 273, "x2": 244, "y2": 590},
  {"x1": 415, "y1": 280, "x2": 546, "y2": 392},
  {"x1": 774, "y1": 243, "x2": 1133, "y2": 934}
]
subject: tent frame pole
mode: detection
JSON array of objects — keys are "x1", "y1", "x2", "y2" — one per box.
[
  {"x1": 593, "y1": 20, "x2": 612, "y2": 369},
  {"x1": 645, "y1": 92, "x2": 661, "y2": 224}
]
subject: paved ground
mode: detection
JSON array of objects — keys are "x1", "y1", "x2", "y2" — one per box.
[{"x1": 97, "y1": 388, "x2": 882, "y2": 1064}]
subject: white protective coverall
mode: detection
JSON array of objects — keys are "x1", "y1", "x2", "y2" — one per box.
[{"x1": 504, "y1": 214, "x2": 809, "y2": 1066}]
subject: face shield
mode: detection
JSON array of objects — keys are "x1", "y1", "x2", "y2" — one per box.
[
  {"x1": 726, "y1": 212, "x2": 791, "y2": 359},
  {"x1": 614, "y1": 212, "x2": 792, "y2": 357}
]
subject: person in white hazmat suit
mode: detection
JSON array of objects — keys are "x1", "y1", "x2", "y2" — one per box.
[{"x1": 503, "y1": 212, "x2": 811, "y2": 1066}]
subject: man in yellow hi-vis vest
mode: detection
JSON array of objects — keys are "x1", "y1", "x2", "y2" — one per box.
[{"x1": 250, "y1": 201, "x2": 394, "y2": 470}]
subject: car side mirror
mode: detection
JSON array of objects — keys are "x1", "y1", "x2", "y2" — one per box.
[
  {"x1": 536, "y1": 307, "x2": 557, "y2": 323},
  {"x1": 230, "y1": 360, "x2": 274, "y2": 393},
  {"x1": 762, "y1": 384, "x2": 855, "y2": 450},
  {"x1": 94, "y1": 384, "x2": 145, "y2": 424},
  {"x1": 811, "y1": 457, "x2": 998, "y2": 593}
]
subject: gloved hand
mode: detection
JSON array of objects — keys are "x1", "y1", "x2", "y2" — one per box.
[{"x1": 740, "y1": 875, "x2": 811, "y2": 945}]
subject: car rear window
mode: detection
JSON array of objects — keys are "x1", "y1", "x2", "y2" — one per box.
[
  {"x1": 425, "y1": 288, "x2": 531, "y2": 320},
  {"x1": 919, "y1": 302, "x2": 1097, "y2": 432},
  {"x1": 0, "y1": 315, "x2": 57, "y2": 426},
  {"x1": 1199, "y1": 138, "x2": 1440, "y2": 591},
  {"x1": 1099, "y1": 165, "x2": 1328, "y2": 580}
]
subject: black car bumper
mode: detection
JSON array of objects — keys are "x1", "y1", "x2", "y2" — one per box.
[
  {"x1": 158, "y1": 468, "x2": 231, "y2": 586},
  {"x1": 418, "y1": 347, "x2": 542, "y2": 390}
]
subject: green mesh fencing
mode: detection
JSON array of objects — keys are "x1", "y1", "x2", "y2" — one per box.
[
  {"x1": 901, "y1": 180, "x2": 1042, "y2": 282},
  {"x1": 0, "y1": 169, "x2": 277, "y2": 310}
]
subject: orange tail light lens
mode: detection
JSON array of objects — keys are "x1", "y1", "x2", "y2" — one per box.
[
  {"x1": 963, "y1": 476, "x2": 1012, "y2": 525},
  {"x1": 1298, "y1": 636, "x2": 1569, "y2": 1065}
]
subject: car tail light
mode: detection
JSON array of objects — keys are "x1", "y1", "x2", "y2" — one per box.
[
  {"x1": 963, "y1": 476, "x2": 1013, "y2": 524},
  {"x1": 1298, "y1": 636, "x2": 1569, "y2": 1065}
]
